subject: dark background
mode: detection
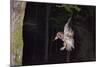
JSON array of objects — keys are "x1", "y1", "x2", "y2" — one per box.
[{"x1": 22, "y1": 2, "x2": 96, "y2": 66}]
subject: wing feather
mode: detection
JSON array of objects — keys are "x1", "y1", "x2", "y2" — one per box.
[{"x1": 64, "y1": 17, "x2": 72, "y2": 37}]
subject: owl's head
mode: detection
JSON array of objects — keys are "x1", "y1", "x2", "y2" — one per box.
[{"x1": 54, "y1": 32, "x2": 64, "y2": 40}]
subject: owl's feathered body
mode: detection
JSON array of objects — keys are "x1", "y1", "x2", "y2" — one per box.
[{"x1": 54, "y1": 17, "x2": 74, "y2": 51}]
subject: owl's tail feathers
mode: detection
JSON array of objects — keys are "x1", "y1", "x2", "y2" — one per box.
[{"x1": 66, "y1": 45, "x2": 75, "y2": 51}]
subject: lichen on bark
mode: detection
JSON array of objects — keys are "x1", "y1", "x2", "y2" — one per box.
[{"x1": 10, "y1": 0, "x2": 26, "y2": 66}]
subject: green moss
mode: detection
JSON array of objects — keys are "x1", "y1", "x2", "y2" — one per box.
[{"x1": 12, "y1": 17, "x2": 23, "y2": 65}]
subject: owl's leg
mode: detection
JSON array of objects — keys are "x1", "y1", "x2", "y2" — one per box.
[{"x1": 60, "y1": 42, "x2": 66, "y2": 51}]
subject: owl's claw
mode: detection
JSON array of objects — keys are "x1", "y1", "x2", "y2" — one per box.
[{"x1": 60, "y1": 47, "x2": 65, "y2": 51}]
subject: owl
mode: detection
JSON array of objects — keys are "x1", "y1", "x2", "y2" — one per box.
[{"x1": 54, "y1": 17, "x2": 74, "y2": 51}]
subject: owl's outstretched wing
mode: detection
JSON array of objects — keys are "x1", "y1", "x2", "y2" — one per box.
[
  {"x1": 64, "y1": 17, "x2": 72, "y2": 36},
  {"x1": 63, "y1": 17, "x2": 74, "y2": 51}
]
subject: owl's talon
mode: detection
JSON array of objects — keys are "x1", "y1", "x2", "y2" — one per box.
[{"x1": 60, "y1": 47, "x2": 65, "y2": 51}]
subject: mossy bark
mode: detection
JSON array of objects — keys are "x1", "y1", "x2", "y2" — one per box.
[{"x1": 11, "y1": 0, "x2": 26, "y2": 66}]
